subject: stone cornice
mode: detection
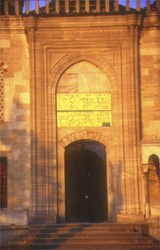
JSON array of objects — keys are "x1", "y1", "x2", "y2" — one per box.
[
  {"x1": 1, "y1": 13, "x2": 158, "y2": 33},
  {"x1": 142, "y1": 13, "x2": 160, "y2": 29},
  {"x1": 0, "y1": 16, "x2": 25, "y2": 33},
  {"x1": 23, "y1": 14, "x2": 142, "y2": 31}
]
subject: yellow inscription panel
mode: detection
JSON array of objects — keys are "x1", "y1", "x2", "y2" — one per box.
[
  {"x1": 57, "y1": 93, "x2": 111, "y2": 111},
  {"x1": 57, "y1": 93, "x2": 112, "y2": 128},
  {"x1": 58, "y1": 111, "x2": 112, "y2": 128}
]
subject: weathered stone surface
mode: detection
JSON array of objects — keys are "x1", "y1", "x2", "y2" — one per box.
[
  {"x1": 0, "y1": 17, "x2": 30, "y2": 226},
  {"x1": 0, "y1": 9, "x2": 159, "y2": 241}
]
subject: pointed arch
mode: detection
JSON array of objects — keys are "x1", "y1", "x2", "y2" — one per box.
[{"x1": 49, "y1": 53, "x2": 117, "y2": 93}]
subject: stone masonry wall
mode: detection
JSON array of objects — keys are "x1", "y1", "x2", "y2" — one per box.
[
  {"x1": 0, "y1": 17, "x2": 30, "y2": 225},
  {"x1": 140, "y1": 13, "x2": 160, "y2": 208},
  {"x1": 140, "y1": 14, "x2": 160, "y2": 141},
  {"x1": 140, "y1": 13, "x2": 160, "y2": 239}
]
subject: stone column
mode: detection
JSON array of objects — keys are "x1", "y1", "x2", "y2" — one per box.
[
  {"x1": 25, "y1": 16, "x2": 57, "y2": 223},
  {"x1": 117, "y1": 23, "x2": 143, "y2": 222},
  {"x1": 25, "y1": 18, "x2": 37, "y2": 221}
]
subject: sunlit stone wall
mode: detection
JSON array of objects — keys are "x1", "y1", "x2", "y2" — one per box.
[
  {"x1": 0, "y1": 9, "x2": 159, "y2": 230},
  {"x1": 140, "y1": 13, "x2": 160, "y2": 213},
  {"x1": 141, "y1": 14, "x2": 160, "y2": 141},
  {"x1": 0, "y1": 17, "x2": 30, "y2": 225},
  {"x1": 140, "y1": 13, "x2": 160, "y2": 240}
]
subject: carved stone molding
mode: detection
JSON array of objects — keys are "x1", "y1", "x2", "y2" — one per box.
[
  {"x1": 142, "y1": 136, "x2": 160, "y2": 144},
  {"x1": 49, "y1": 52, "x2": 117, "y2": 92},
  {"x1": 59, "y1": 130, "x2": 109, "y2": 148}
]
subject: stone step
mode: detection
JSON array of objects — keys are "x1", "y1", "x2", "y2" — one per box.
[
  {"x1": 10, "y1": 238, "x2": 155, "y2": 246},
  {"x1": 7, "y1": 223, "x2": 159, "y2": 250},
  {"x1": 11, "y1": 230, "x2": 142, "y2": 237},
  {"x1": 8, "y1": 247, "x2": 157, "y2": 250},
  {"x1": 25, "y1": 233, "x2": 145, "y2": 239},
  {"x1": 10, "y1": 242, "x2": 157, "y2": 250},
  {"x1": 28, "y1": 223, "x2": 147, "y2": 229},
  {"x1": 11, "y1": 237, "x2": 153, "y2": 245},
  {"x1": 28, "y1": 229, "x2": 144, "y2": 236},
  {"x1": 10, "y1": 231, "x2": 147, "y2": 245},
  {"x1": 28, "y1": 224, "x2": 148, "y2": 234},
  {"x1": 9, "y1": 242, "x2": 159, "y2": 250}
]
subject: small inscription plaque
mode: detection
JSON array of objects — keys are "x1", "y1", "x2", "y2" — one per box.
[{"x1": 57, "y1": 93, "x2": 111, "y2": 128}]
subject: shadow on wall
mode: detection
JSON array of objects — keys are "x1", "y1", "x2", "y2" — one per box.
[
  {"x1": 0, "y1": 108, "x2": 30, "y2": 225},
  {"x1": 0, "y1": 115, "x2": 125, "y2": 225},
  {"x1": 25, "y1": 130, "x2": 57, "y2": 224},
  {"x1": 109, "y1": 160, "x2": 123, "y2": 221},
  {"x1": 0, "y1": 118, "x2": 57, "y2": 225}
]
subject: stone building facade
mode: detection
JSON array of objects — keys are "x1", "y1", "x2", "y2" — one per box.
[{"x1": 0, "y1": 0, "x2": 160, "y2": 239}]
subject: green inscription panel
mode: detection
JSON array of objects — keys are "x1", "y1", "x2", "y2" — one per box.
[{"x1": 57, "y1": 93, "x2": 111, "y2": 128}]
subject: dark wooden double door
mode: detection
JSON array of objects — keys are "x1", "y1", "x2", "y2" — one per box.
[{"x1": 65, "y1": 140, "x2": 107, "y2": 222}]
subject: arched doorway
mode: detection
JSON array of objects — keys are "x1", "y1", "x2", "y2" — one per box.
[{"x1": 65, "y1": 139, "x2": 107, "y2": 222}]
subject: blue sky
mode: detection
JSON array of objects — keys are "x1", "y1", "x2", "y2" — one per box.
[
  {"x1": 24, "y1": 0, "x2": 155, "y2": 11},
  {"x1": 119, "y1": 0, "x2": 155, "y2": 7}
]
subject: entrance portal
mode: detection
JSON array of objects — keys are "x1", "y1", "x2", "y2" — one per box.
[{"x1": 65, "y1": 140, "x2": 107, "y2": 222}]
